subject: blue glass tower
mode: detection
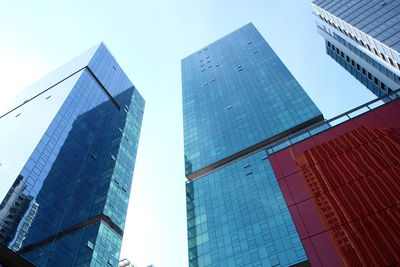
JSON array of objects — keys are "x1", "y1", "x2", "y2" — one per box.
[
  {"x1": 182, "y1": 24, "x2": 323, "y2": 266},
  {"x1": 0, "y1": 43, "x2": 144, "y2": 266}
]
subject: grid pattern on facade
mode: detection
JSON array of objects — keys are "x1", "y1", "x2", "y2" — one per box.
[
  {"x1": 182, "y1": 23, "x2": 322, "y2": 175},
  {"x1": 312, "y1": 0, "x2": 400, "y2": 70},
  {"x1": 326, "y1": 41, "x2": 395, "y2": 97},
  {"x1": 186, "y1": 151, "x2": 307, "y2": 267},
  {"x1": 0, "y1": 44, "x2": 144, "y2": 267}
]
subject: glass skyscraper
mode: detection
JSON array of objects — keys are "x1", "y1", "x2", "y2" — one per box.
[
  {"x1": 311, "y1": 0, "x2": 400, "y2": 98},
  {"x1": 0, "y1": 43, "x2": 144, "y2": 266},
  {"x1": 182, "y1": 23, "x2": 323, "y2": 267}
]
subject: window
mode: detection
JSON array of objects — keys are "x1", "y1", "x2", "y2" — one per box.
[
  {"x1": 86, "y1": 241, "x2": 94, "y2": 250},
  {"x1": 362, "y1": 68, "x2": 366, "y2": 75},
  {"x1": 356, "y1": 64, "x2": 360, "y2": 71},
  {"x1": 112, "y1": 65, "x2": 116, "y2": 70},
  {"x1": 389, "y1": 57, "x2": 395, "y2": 66},
  {"x1": 368, "y1": 72, "x2": 372, "y2": 80},
  {"x1": 380, "y1": 53, "x2": 386, "y2": 60},
  {"x1": 374, "y1": 77, "x2": 379, "y2": 84},
  {"x1": 327, "y1": 41, "x2": 331, "y2": 47},
  {"x1": 346, "y1": 55, "x2": 350, "y2": 62}
]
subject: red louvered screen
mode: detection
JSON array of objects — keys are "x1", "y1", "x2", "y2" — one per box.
[{"x1": 270, "y1": 99, "x2": 400, "y2": 267}]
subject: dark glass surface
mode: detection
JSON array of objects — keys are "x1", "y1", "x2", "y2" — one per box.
[{"x1": 0, "y1": 44, "x2": 144, "y2": 266}]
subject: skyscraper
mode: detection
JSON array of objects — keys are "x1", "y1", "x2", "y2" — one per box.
[
  {"x1": 0, "y1": 43, "x2": 144, "y2": 266},
  {"x1": 311, "y1": 0, "x2": 400, "y2": 98},
  {"x1": 182, "y1": 23, "x2": 323, "y2": 266}
]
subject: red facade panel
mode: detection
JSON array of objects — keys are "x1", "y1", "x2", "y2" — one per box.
[{"x1": 271, "y1": 99, "x2": 400, "y2": 266}]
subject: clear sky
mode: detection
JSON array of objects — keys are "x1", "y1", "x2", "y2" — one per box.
[{"x1": 0, "y1": 1, "x2": 376, "y2": 267}]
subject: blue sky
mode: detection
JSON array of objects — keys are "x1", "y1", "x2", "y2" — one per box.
[{"x1": 0, "y1": 1, "x2": 376, "y2": 267}]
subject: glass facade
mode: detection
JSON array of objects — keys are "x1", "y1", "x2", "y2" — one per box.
[
  {"x1": 183, "y1": 24, "x2": 323, "y2": 267},
  {"x1": 326, "y1": 40, "x2": 398, "y2": 98},
  {"x1": 312, "y1": 0, "x2": 400, "y2": 99},
  {"x1": 187, "y1": 151, "x2": 307, "y2": 267},
  {"x1": 312, "y1": 0, "x2": 400, "y2": 60},
  {"x1": 182, "y1": 23, "x2": 322, "y2": 176},
  {"x1": 0, "y1": 43, "x2": 144, "y2": 266}
]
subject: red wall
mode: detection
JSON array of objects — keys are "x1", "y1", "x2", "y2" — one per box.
[{"x1": 270, "y1": 99, "x2": 400, "y2": 267}]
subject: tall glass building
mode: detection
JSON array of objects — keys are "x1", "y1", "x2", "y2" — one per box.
[
  {"x1": 0, "y1": 43, "x2": 144, "y2": 266},
  {"x1": 311, "y1": 0, "x2": 400, "y2": 98},
  {"x1": 182, "y1": 23, "x2": 323, "y2": 267}
]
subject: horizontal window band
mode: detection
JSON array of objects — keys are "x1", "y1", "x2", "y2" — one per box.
[{"x1": 19, "y1": 213, "x2": 123, "y2": 254}]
